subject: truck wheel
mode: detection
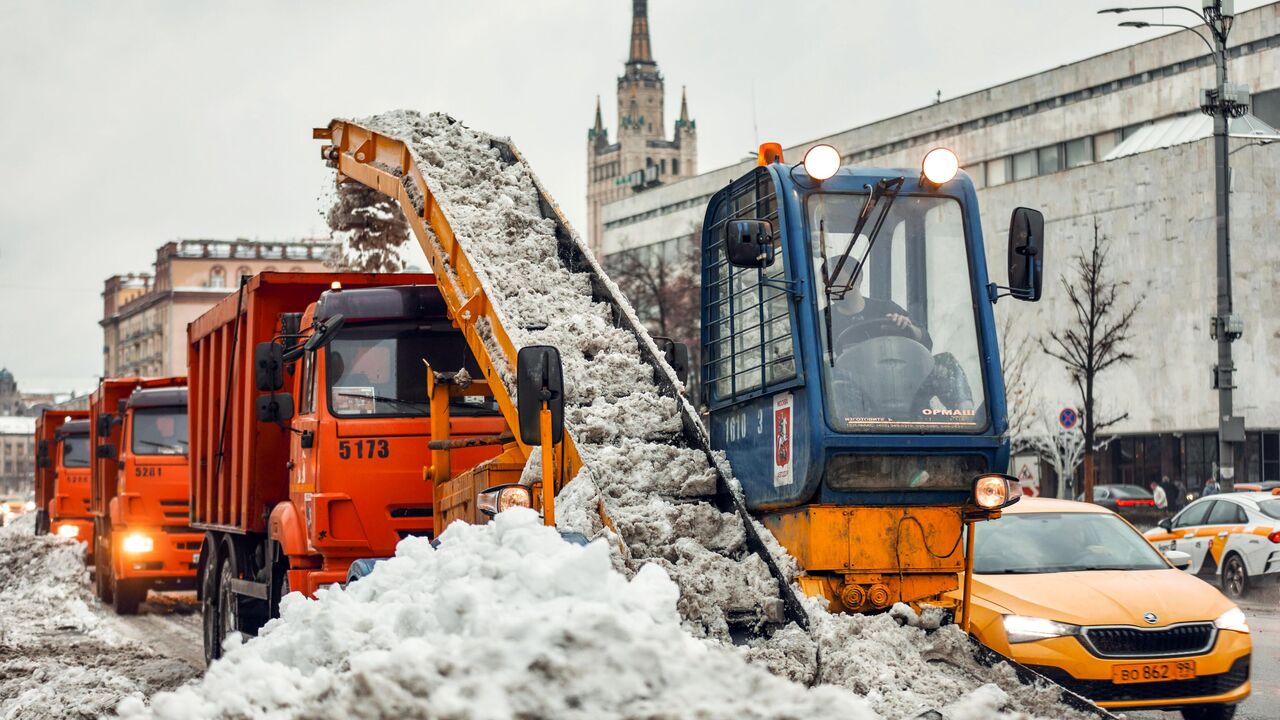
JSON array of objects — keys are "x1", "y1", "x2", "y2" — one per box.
[
  {"x1": 113, "y1": 578, "x2": 146, "y2": 615},
  {"x1": 34, "y1": 510, "x2": 48, "y2": 535},
  {"x1": 94, "y1": 518, "x2": 113, "y2": 604},
  {"x1": 1221, "y1": 554, "x2": 1248, "y2": 599},
  {"x1": 217, "y1": 542, "x2": 243, "y2": 646},
  {"x1": 200, "y1": 534, "x2": 223, "y2": 665}
]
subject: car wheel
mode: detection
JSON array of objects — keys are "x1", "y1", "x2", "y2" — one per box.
[
  {"x1": 1221, "y1": 554, "x2": 1248, "y2": 599},
  {"x1": 1181, "y1": 702, "x2": 1237, "y2": 720}
]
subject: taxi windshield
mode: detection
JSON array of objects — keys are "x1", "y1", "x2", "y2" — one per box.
[
  {"x1": 131, "y1": 408, "x2": 189, "y2": 456},
  {"x1": 61, "y1": 435, "x2": 90, "y2": 468},
  {"x1": 326, "y1": 322, "x2": 499, "y2": 418},
  {"x1": 809, "y1": 193, "x2": 986, "y2": 433},
  {"x1": 973, "y1": 511, "x2": 1169, "y2": 574}
]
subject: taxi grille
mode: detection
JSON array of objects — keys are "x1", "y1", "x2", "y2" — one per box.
[
  {"x1": 1029, "y1": 656, "x2": 1249, "y2": 703},
  {"x1": 1081, "y1": 623, "x2": 1216, "y2": 658}
]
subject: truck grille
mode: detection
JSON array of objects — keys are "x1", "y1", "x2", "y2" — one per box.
[
  {"x1": 1081, "y1": 623, "x2": 1216, "y2": 658},
  {"x1": 1029, "y1": 656, "x2": 1249, "y2": 703}
]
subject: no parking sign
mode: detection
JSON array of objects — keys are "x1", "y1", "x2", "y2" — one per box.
[{"x1": 1059, "y1": 407, "x2": 1079, "y2": 431}]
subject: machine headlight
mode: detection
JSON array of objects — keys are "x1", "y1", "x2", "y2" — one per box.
[
  {"x1": 56, "y1": 524, "x2": 80, "y2": 538},
  {"x1": 122, "y1": 533, "x2": 154, "y2": 554},
  {"x1": 802, "y1": 144, "x2": 841, "y2": 181},
  {"x1": 24, "y1": 501, "x2": 35, "y2": 512},
  {"x1": 477, "y1": 484, "x2": 532, "y2": 518},
  {"x1": 921, "y1": 147, "x2": 959, "y2": 185},
  {"x1": 1003, "y1": 615, "x2": 1081, "y2": 644},
  {"x1": 1213, "y1": 607, "x2": 1249, "y2": 633},
  {"x1": 972, "y1": 473, "x2": 1020, "y2": 510}
]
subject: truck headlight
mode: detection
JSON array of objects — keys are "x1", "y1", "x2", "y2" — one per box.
[
  {"x1": 477, "y1": 484, "x2": 532, "y2": 518},
  {"x1": 972, "y1": 473, "x2": 1021, "y2": 510},
  {"x1": 1003, "y1": 615, "x2": 1081, "y2": 644},
  {"x1": 122, "y1": 533, "x2": 154, "y2": 554},
  {"x1": 56, "y1": 524, "x2": 80, "y2": 538},
  {"x1": 921, "y1": 147, "x2": 959, "y2": 185},
  {"x1": 1214, "y1": 607, "x2": 1249, "y2": 633}
]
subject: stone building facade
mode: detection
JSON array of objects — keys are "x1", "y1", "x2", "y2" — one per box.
[
  {"x1": 101, "y1": 238, "x2": 334, "y2": 378},
  {"x1": 585, "y1": 0, "x2": 697, "y2": 256},
  {"x1": 598, "y1": 3, "x2": 1280, "y2": 494},
  {"x1": 0, "y1": 416, "x2": 35, "y2": 497}
]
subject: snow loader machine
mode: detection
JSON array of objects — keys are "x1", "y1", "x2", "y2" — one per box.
[
  {"x1": 34, "y1": 408, "x2": 92, "y2": 547},
  {"x1": 303, "y1": 114, "x2": 1104, "y2": 716}
]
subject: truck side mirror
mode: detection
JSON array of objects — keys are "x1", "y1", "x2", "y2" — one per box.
[
  {"x1": 1008, "y1": 207, "x2": 1044, "y2": 302},
  {"x1": 255, "y1": 342, "x2": 285, "y2": 391},
  {"x1": 652, "y1": 337, "x2": 690, "y2": 385},
  {"x1": 724, "y1": 219, "x2": 775, "y2": 268},
  {"x1": 37, "y1": 440, "x2": 50, "y2": 469},
  {"x1": 96, "y1": 413, "x2": 112, "y2": 436},
  {"x1": 96, "y1": 443, "x2": 117, "y2": 460},
  {"x1": 304, "y1": 314, "x2": 345, "y2": 353},
  {"x1": 256, "y1": 393, "x2": 295, "y2": 423},
  {"x1": 516, "y1": 346, "x2": 564, "y2": 446}
]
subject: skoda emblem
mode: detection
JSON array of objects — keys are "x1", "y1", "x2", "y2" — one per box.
[{"x1": 1143, "y1": 612, "x2": 1158, "y2": 625}]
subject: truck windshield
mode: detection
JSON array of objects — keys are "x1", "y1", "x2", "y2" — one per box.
[
  {"x1": 62, "y1": 435, "x2": 90, "y2": 468},
  {"x1": 326, "y1": 322, "x2": 498, "y2": 418},
  {"x1": 808, "y1": 193, "x2": 987, "y2": 433},
  {"x1": 131, "y1": 408, "x2": 189, "y2": 456}
]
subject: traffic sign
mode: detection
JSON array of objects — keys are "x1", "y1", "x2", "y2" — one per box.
[{"x1": 1058, "y1": 407, "x2": 1079, "y2": 430}]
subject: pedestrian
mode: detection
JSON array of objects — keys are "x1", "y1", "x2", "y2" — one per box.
[
  {"x1": 1159, "y1": 475, "x2": 1182, "y2": 512},
  {"x1": 1150, "y1": 480, "x2": 1168, "y2": 512},
  {"x1": 1203, "y1": 475, "x2": 1220, "y2": 497}
]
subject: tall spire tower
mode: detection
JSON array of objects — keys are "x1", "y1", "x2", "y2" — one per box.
[{"x1": 586, "y1": 0, "x2": 697, "y2": 256}]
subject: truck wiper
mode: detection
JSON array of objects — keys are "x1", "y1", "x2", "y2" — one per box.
[
  {"x1": 137, "y1": 439, "x2": 187, "y2": 451},
  {"x1": 337, "y1": 393, "x2": 429, "y2": 413}
]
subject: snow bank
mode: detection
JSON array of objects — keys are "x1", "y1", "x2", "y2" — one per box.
[
  {"x1": 0, "y1": 515, "x2": 197, "y2": 718},
  {"x1": 119, "y1": 509, "x2": 879, "y2": 720}
]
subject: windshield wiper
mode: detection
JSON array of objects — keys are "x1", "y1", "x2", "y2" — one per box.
[
  {"x1": 818, "y1": 176, "x2": 905, "y2": 366},
  {"x1": 137, "y1": 439, "x2": 187, "y2": 451},
  {"x1": 337, "y1": 393, "x2": 429, "y2": 413}
]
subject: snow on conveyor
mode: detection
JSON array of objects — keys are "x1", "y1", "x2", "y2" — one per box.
[{"x1": 0, "y1": 515, "x2": 198, "y2": 719}]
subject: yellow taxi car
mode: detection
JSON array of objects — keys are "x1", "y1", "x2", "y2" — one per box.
[{"x1": 960, "y1": 497, "x2": 1250, "y2": 719}]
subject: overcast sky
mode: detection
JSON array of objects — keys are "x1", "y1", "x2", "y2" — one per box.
[{"x1": 0, "y1": 0, "x2": 1267, "y2": 392}]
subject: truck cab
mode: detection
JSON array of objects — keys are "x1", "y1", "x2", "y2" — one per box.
[
  {"x1": 101, "y1": 386, "x2": 200, "y2": 613},
  {"x1": 268, "y1": 283, "x2": 507, "y2": 596},
  {"x1": 51, "y1": 418, "x2": 94, "y2": 553},
  {"x1": 703, "y1": 146, "x2": 1042, "y2": 613}
]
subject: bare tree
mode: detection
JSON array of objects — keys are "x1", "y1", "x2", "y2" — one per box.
[
  {"x1": 998, "y1": 313, "x2": 1038, "y2": 455},
  {"x1": 1041, "y1": 219, "x2": 1142, "y2": 503},
  {"x1": 1027, "y1": 411, "x2": 1087, "y2": 499},
  {"x1": 607, "y1": 228, "x2": 701, "y2": 398},
  {"x1": 325, "y1": 181, "x2": 411, "y2": 273}
]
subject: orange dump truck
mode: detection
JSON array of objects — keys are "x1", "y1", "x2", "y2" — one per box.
[
  {"x1": 188, "y1": 272, "x2": 506, "y2": 661},
  {"x1": 89, "y1": 377, "x2": 200, "y2": 614},
  {"x1": 35, "y1": 409, "x2": 93, "y2": 548}
]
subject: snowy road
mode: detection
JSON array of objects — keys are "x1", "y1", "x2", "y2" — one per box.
[{"x1": 107, "y1": 593, "x2": 205, "y2": 673}]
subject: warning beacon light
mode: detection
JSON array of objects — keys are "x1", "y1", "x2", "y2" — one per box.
[
  {"x1": 921, "y1": 148, "x2": 959, "y2": 186},
  {"x1": 803, "y1": 144, "x2": 841, "y2": 182}
]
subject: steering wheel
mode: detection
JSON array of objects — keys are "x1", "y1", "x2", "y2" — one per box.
[{"x1": 835, "y1": 317, "x2": 918, "y2": 348}]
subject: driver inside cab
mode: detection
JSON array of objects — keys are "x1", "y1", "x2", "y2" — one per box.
[{"x1": 829, "y1": 265, "x2": 932, "y2": 352}]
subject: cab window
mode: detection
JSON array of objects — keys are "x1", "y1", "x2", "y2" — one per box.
[
  {"x1": 130, "y1": 408, "x2": 189, "y2": 456},
  {"x1": 61, "y1": 435, "x2": 90, "y2": 468},
  {"x1": 1206, "y1": 500, "x2": 1246, "y2": 525},
  {"x1": 1174, "y1": 500, "x2": 1213, "y2": 528}
]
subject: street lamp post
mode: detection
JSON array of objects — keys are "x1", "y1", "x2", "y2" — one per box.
[{"x1": 1100, "y1": 0, "x2": 1247, "y2": 491}]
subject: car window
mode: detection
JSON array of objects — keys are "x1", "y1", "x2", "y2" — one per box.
[
  {"x1": 973, "y1": 511, "x2": 1168, "y2": 573},
  {"x1": 1096, "y1": 488, "x2": 1111, "y2": 499},
  {"x1": 1110, "y1": 485, "x2": 1153, "y2": 499},
  {"x1": 1205, "y1": 500, "x2": 1245, "y2": 525},
  {"x1": 1257, "y1": 499, "x2": 1280, "y2": 520},
  {"x1": 1174, "y1": 500, "x2": 1214, "y2": 528}
]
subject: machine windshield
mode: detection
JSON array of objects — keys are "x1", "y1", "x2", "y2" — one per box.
[
  {"x1": 973, "y1": 512, "x2": 1169, "y2": 574},
  {"x1": 61, "y1": 435, "x2": 90, "y2": 468},
  {"x1": 131, "y1": 408, "x2": 189, "y2": 456},
  {"x1": 326, "y1": 322, "x2": 498, "y2": 418},
  {"x1": 809, "y1": 193, "x2": 987, "y2": 433}
]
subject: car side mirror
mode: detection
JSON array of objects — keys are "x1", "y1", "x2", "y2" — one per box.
[
  {"x1": 516, "y1": 346, "x2": 564, "y2": 447},
  {"x1": 652, "y1": 337, "x2": 690, "y2": 385},
  {"x1": 256, "y1": 393, "x2": 295, "y2": 423},
  {"x1": 1007, "y1": 207, "x2": 1044, "y2": 302},
  {"x1": 304, "y1": 314, "x2": 345, "y2": 353},
  {"x1": 724, "y1": 219, "x2": 775, "y2": 268},
  {"x1": 255, "y1": 342, "x2": 285, "y2": 391},
  {"x1": 1164, "y1": 549, "x2": 1192, "y2": 571},
  {"x1": 96, "y1": 443, "x2": 117, "y2": 460},
  {"x1": 1158, "y1": 517, "x2": 1173, "y2": 531}
]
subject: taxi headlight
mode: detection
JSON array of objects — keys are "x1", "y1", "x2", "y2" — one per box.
[
  {"x1": 56, "y1": 524, "x2": 80, "y2": 538},
  {"x1": 122, "y1": 533, "x2": 154, "y2": 554},
  {"x1": 1213, "y1": 607, "x2": 1249, "y2": 633},
  {"x1": 1003, "y1": 615, "x2": 1081, "y2": 644},
  {"x1": 972, "y1": 473, "x2": 1020, "y2": 510}
]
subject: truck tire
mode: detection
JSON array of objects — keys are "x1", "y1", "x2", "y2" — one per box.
[
  {"x1": 200, "y1": 534, "x2": 223, "y2": 665},
  {"x1": 94, "y1": 518, "x2": 113, "y2": 604},
  {"x1": 217, "y1": 535, "x2": 270, "y2": 641},
  {"x1": 113, "y1": 578, "x2": 146, "y2": 615},
  {"x1": 34, "y1": 510, "x2": 48, "y2": 536}
]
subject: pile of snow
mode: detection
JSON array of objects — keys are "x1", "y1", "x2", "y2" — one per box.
[
  {"x1": 0, "y1": 515, "x2": 197, "y2": 718},
  {"x1": 119, "y1": 509, "x2": 880, "y2": 720}
]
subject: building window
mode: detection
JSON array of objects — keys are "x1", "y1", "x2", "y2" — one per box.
[
  {"x1": 672, "y1": 158, "x2": 679, "y2": 176},
  {"x1": 236, "y1": 266, "x2": 252, "y2": 283},
  {"x1": 1094, "y1": 130, "x2": 1119, "y2": 161},
  {"x1": 1012, "y1": 151, "x2": 1037, "y2": 181},
  {"x1": 1182, "y1": 433, "x2": 1218, "y2": 489},
  {"x1": 962, "y1": 163, "x2": 985, "y2": 190},
  {"x1": 1065, "y1": 137, "x2": 1093, "y2": 168},
  {"x1": 209, "y1": 266, "x2": 227, "y2": 288},
  {"x1": 986, "y1": 157, "x2": 1010, "y2": 187},
  {"x1": 1037, "y1": 145, "x2": 1062, "y2": 175},
  {"x1": 1264, "y1": 432, "x2": 1280, "y2": 482}
]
